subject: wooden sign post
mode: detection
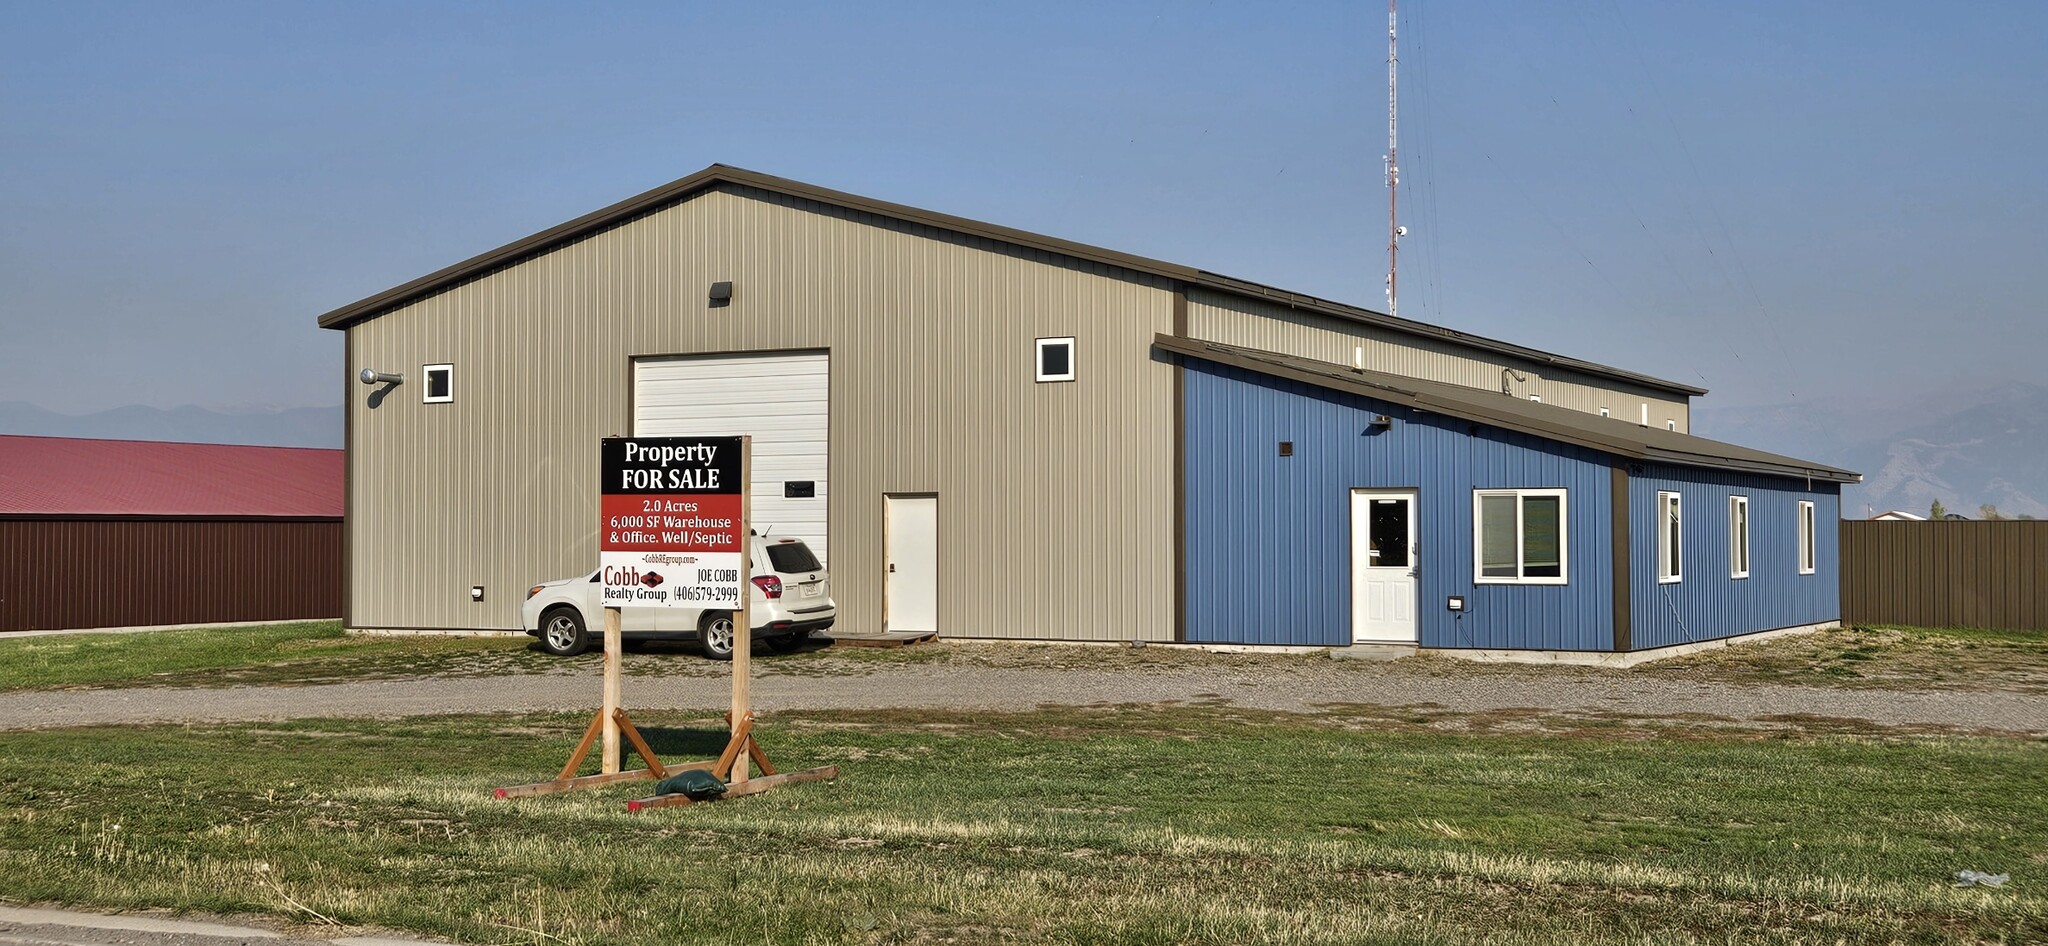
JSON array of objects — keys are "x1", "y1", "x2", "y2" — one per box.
[
  {"x1": 495, "y1": 435, "x2": 836, "y2": 808},
  {"x1": 730, "y1": 437, "x2": 751, "y2": 785},
  {"x1": 602, "y1": 605, "x2": 623, "y2": 774}
]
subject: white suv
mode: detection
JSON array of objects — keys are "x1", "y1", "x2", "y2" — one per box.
[{"x1": 521, "y1": 534, "x2": 835, "y2": 660}]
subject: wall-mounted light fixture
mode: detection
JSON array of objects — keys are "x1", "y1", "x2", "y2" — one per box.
[
  {"x1": 708, "y1": 281, "x2": 733, "y2": 308},
  {"x1": 1369, "y1": 414, "x2": 1393, "y2": 428},
  {"x1": 470, "y1": 585, "x2": 485, "y2": 602},
  {"x1": 359, "y1": 369, "x2": 403, "y2": 385}
]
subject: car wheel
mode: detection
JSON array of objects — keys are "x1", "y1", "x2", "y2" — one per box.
[
  {"x1": 699, "y1": 612, "x2": 736, "y2": 661},
  {"x1": 538, "y1": 608, "x2": 590, "y2": 657}
]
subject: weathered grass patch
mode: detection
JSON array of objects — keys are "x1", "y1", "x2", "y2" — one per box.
[
  {"x1": 1639, "y1": 624, "x2": 2048, "y2": 692},
  {"x1": 0, "y1": 708, "x2": 2039, "y2": 944},
  {"x1": 0, "y1": 622, "x2": 552, "y2": 691}
]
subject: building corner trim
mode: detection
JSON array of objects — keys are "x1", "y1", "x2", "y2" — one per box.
[
  {"x1": 341, "y1": 329, "x2": 355, "y2": 631},
  {"x1": 1172, "y1": 286, "x2": 1189, "y2": 643}
]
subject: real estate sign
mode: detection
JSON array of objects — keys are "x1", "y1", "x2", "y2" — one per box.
[{"x1": 599, "y1": 436, "x2": 745, "y2": 609}]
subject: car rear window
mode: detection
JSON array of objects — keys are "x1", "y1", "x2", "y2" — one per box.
[{"x1": 766, "y1": 541, "x2": 822, "y2": 573}]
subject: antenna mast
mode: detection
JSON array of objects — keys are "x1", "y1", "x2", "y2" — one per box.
[{"x1": 1384, "y1": 0, "x2": 1401, "y2": 317}]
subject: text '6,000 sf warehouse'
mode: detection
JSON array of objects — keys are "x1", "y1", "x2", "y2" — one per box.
[{"x1": 318, "y1": 165, "x2": 1857, "y2": 656}]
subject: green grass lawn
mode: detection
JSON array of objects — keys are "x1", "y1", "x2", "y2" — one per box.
[
  {"x1": 0, "y1": 708, "x2": 2039, "y2": 945},
  {"x1": 0, "y1": 622, "x2": 554, "y2": 691}
]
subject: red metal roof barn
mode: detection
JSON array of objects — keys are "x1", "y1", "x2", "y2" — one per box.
[{"x1": 0, "y1": 435, "x2": 342, "y2": 632}]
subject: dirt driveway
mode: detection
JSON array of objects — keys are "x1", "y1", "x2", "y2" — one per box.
[{"x1": 4, "y1": 643, "x2": 2043, "y2": 734}]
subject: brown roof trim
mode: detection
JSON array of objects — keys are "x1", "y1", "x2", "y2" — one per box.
[
  {"x1": 1156, "y1": 334, "x2": 1858, "y2": 485},
  {"x1": 314, "y1": 163, "x2": 1706, "y2": 397}
]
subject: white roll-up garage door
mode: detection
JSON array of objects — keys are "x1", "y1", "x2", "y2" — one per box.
[{"x1": 633, "y1": 352, "x2": 829, "y2": 564}]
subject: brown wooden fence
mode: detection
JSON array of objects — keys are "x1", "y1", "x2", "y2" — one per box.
[
  {"x1": 0, "y1": 517, "x2": 341, "y2": 632},
  {"x1": 1840, "y1": 520, "x2": 2048, "y2": 631}
]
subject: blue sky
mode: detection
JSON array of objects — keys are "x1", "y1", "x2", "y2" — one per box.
[{"x1": 2, "y1": 1, "x2": 2043, "y2": 415}]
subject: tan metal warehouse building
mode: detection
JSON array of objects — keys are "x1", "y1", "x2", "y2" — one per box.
[{"x1": 319, "y1": 165, "x2": 1704, "y2": 641}]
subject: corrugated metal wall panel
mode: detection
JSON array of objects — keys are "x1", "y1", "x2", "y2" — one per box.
[
  {"x1": 1184, "y1": 288, "x2": 1694, "y2": 431},
  {"x1": 347, "y1": 185, "x2": 1177, "y2": 640},
  {"x1": 1840, "y1": 520, "x2": 2048, "y2": 630},
  {"x1": 1627, "y1": 465, "x2": 1839, "y2": 649},
  {"x1": 1182, "y1": 360, "x2": 1614, "y2": 650},
  {"x1": 0, "y1": 519, "x2": 341, "y2": 631}
]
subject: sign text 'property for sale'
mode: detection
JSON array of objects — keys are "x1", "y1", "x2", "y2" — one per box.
[{"x1": 599, "y1": 436, "x2": 745, "y2": 609}]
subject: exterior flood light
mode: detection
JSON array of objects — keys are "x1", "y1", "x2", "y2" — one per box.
[
  {"x1": 708, "y1": 281, "x2": 733, "y2": 307},
  {"x1": 1370, "y1": 414, "x2": 1393, "y2": 428},
  {"x1": 470, "y1": 585, "x2": 485, "y2": 602},
  {"x1": 359, "y1": 369, "x2": 403, "y2": 385}
]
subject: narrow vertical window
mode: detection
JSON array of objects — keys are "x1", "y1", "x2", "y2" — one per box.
[
  {"x1": 1035, "y1": 337, "x2": 1075, "y2": 382},
  {"x1": 1666, "y1": 419, "x2": 1677, "y2": 431},
  {"x1": 1729, "y1": 495, "x2": 1750, "y2": 579},
  {"x1": 1798, "y1": 501, "x2": 1817, "y2": 575},
  {"x1": 1657, "y1": 491, "x2": 1683, "y2": 583},
  {"x1": 422, "y1": 364, "x2": 453, "y2": 403}
]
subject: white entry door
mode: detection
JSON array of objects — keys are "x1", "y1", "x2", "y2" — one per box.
[
  {"x1": 885, "y1": 494, "x2": 938, "y2": 633},
  {"x1": 1352, "y1": 489, "x2": 1419, "y2": 643}
]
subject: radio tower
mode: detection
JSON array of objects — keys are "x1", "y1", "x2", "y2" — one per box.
[{"x1": 1384, "y1": 0, "x2": 1402, "y2": 317}]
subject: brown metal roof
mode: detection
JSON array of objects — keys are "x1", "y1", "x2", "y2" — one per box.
[
  {"x1": 314, "y1": 164, "x2": 1707, "y2": 397},
  {"x1": 1156, "y1": 334, "x2": 1859, "y2": 484}
]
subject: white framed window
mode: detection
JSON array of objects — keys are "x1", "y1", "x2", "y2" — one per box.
[
  {"x1": 1599, "y1": 407, "x2": 1611, "y2": 418},
  {"x1": 1035, "y1": 337, "x2": 1075, "y2": 383},
  {"x1": 1473, "y1": 488, "x2": 1567, "y2": 584},
  {"x1": 1667, "y1": 419, "x2": 1677, "y2": 431},
  {"x1": 422, "y1": 363, "x2": 453, "y2": 403},
  {"x1": 1728, "y1": 495, "x2": 1750, "y2": 579},
  {"x1": 1798, "y1": 501, "x2": 1817, "y2": 575},
  {"x1": 1657, "y1": 491, "x2": 1683, "y2": 583}
]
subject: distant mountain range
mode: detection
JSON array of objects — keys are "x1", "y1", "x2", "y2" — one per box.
[
  {"x1": 6, "y1": 382, "x2": 2041, "y2": 520},
  {"x1": 0, "y1": 401, "x2": 342, "y2": 449},
  {"x1": 1695, "y1": 382, "x2": 2048, "y2": 520}
]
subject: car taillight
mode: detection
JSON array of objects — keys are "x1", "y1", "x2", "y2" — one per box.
[
  {"x1": 526, "y1": 585, "x2": 547, "y2": 600},
  {"x1": 751, "y1": 575, "x2": 783, "y2": 599}
]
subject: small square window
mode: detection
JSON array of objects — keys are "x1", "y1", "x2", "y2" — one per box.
[
  {"x1": 1035, "y1": 337, "x2": 1075, "y2": 383},
  {"x1": 1599, "y1": 407, "x2": 1611, "y2": 418},
  {"x1": 423, "y1": 364, "x2": 453, "y2": 403}
]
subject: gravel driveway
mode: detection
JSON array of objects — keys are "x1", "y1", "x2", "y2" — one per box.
[{"x1": 5, "y1": 656, "x2": 2043, "y2": 734}]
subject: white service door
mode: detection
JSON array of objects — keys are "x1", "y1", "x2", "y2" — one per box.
[
  {"x1": 885, "y1": 495, "x2": 938, "y2": 633},
  {"x1": 1352, "y1": 489, "x2": 1419, "y2": 643},
  {"x1": 634, "y1": 352, "x2": 829, "y2": 563}
]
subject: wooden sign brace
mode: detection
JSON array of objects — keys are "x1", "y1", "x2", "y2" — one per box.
[{"x1": 493, "y1": 435, "x2": 839, "y2": 807}]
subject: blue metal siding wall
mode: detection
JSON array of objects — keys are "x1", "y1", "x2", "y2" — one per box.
[
  {"x1": 1183, "y1": 361, "x2": 1614, "y2": 650},
  {"x1": 1628, "y1": 464, "x2": 1841, "y2": 649}
]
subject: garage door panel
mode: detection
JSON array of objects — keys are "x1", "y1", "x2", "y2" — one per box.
[{"x1": 634, "y1": 352, "x2": 829, "y2": 564}]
